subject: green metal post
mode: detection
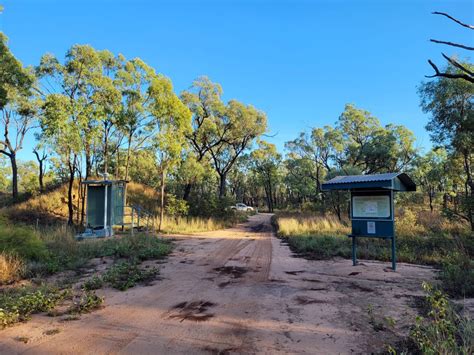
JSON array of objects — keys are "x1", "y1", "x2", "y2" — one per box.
[
  {"x1": 391, "y1": 236, "x2": 396, "y2": 271},
  {"x1": 391, "y1": 190, "x2": 396, "y2": 271},
  {"x1": 352, "y1": 236, "x2": 357, "y2": 266}
]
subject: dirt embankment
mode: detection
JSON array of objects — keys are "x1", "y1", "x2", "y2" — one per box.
[{"x1": 0, "y1": 213, "x2": 435, "y2": 354}]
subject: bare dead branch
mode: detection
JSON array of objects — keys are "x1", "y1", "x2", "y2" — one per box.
[
  {"x1": 426, "y1": 60, "x2": 474, "y2": 83},
  {"x1": 442, "y1": 53, "x2": 474, "y2": 76},
  {"x1": 430, "y1": 39, "x2": 474, "y2": 51},
  {"x1": 432, "y1": 11, "x2": 474, "y2": 30}
]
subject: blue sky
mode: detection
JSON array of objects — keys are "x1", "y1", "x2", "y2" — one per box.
[{"x1": 1, "y1": 0, "x2": 473, "y2": 162}]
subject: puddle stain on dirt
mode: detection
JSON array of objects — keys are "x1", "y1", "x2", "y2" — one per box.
[
  {"x1": 294, "y1": 295, "x2": 327, "y2": 305},
  {"x1": 213, "y1": 266, "x2": 248, "y2": 279},
  {"x1": 168, "y1": 301, "x2": 216, "y2": 322},
  {"x1": 250, "y1": 223, "x2": 274, "y2": 233}
]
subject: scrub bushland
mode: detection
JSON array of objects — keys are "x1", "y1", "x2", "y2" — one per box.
[{"x1": 273, "y1": 209, "x2": 473, "y2": 298}]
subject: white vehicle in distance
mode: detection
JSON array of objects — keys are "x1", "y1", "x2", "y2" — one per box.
[{"x1": 230, "y1": 203, "x2": 254, "y2": 212}]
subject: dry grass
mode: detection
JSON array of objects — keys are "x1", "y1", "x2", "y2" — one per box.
[
  {"x1": 0, "y1": 252, "x2": 26, "y2": 285},
  {"x1": 159, "y1": 215, "x2": 231, "y2": 234},
  {"x1": 276, "y1": 214, "x2": 350, "y2": 237},
  {"x1": 2, "y1": 180, "x2": 162, "y2": 225},
  {"x1": 2, "y1": 182, "x2": 79, "y2": 224}
]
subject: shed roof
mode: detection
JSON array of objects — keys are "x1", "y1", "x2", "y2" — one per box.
[
  {"x1": 321, "y1": 172, "x2": 416, "y2": 191},
  {"x1": 81, "y1": 179, "x2": 128, "y2": 186}
]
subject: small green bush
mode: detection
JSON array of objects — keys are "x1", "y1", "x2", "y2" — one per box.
[
  {"x1": 0, "y1": 286, "x2": 71, "y2": 328},
  {"x1": 285, "y1": 234, "x2": 351, "y2": 259},
  {"x1": 86, "y1": 234, "x2": 173, "y2": 262},
  {"x1": 69, "y1": 291, "x2": 103, "y2": 314},
  {"x1": 0, "y1": 224, "x2": 48, "y2": 261},
  {"x1": 82, "y1": 275, "x2": 104, "y2": 291},
  {"x1": 103, "y1": 261, "x2": 158, "y2": 291},
  {"x1": 410, "y1": 282, "x2": 473, "y2": 355},
  {"x1": 439, "y1": 252, "x2": 474, "y2": 298}
]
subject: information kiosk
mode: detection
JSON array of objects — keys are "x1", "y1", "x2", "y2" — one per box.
[{"x1": 321, "y1": 173, "x2": 416, "y2": 270}]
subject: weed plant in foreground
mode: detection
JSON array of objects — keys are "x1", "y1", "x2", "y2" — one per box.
[
  {"x1": 0, "y1": 216, "x2": 173, "y2": 280},
  {"x1": 394, "y1": 282, "x2": 474, "y2": 355},
  {"x1": 0, "y1": 285, "x2": 104, "y2": 329}
]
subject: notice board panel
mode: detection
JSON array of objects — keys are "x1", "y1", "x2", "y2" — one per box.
[{"x1": 352, "y1": 195, "x2": 391, "y2": 219}]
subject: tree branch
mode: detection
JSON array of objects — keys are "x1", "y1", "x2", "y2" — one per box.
[
  {"x1": 426, "y1": 60, "x2": 474, "y2": 83},
  {"x1": 432, "y1": 11, "x2": 474, "y2": 30},
  {"x1": 430, "y1": 39, "x2": 474, "y2": 51},
  {"x1": 442, "y1": 53, "x2": 474, "y2": 76}
]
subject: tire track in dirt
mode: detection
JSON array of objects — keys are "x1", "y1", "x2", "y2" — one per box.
[{"x1": 0, "y1": 213, "x2": 437, "y2": 354}]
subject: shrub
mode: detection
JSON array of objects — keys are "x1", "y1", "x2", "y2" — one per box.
[
  {"x1": 82, "y1": 275, "x2": 104, "y2": 291},
  {"x1": 410, "y1": 282, "x2": 473, "y2": 355},
  {"x1": 95, "y1": 234, "x2": 173, "y2": 261},
  {"x1": 165, "y1": 194, "x2": 189, "y2": 220},
  {"x1": 69, "y1": 291, "x2": 103, "y2": 314},
  {"x1": 396, "y1": 209, "x2": 426, "y2": 237},
  {"x1": 439, "y1": 252, "x2": 474, "y2": 298},
  {"x1": 103, "y1": 261, "x2": 158, "y2": 291},
  {"x1": 0, "y1": 286, "x2": 71, "y2": 328},
  {"x1": 0, "y1": 223, "x2": 48, "y2": 261},
  {"x1": 0, "y1": 252, "x2": 26, "y2": 284}
]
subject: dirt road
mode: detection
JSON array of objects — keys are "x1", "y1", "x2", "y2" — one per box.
[{"x1": 1, "y1": 213, "x2": 435, "y2": 354}]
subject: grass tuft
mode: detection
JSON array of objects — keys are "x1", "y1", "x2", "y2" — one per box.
[{"x1": 0, "y1": 252, "x2": 26, "y2": 285}]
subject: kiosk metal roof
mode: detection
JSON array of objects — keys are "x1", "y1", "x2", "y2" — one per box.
[
  {"x1": 81, "y1": 179, "x2": 128, "y2": 185},
  {"x1": 321, "y1": 172, "x2": 416, "y2": 191}
]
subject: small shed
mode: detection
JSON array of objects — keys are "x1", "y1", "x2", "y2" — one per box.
[
  {"x1": 81, "y1": 179, "x2": 127, "y2": 238},
  {"x1": 321, "y1": 172, "x2": 416, "y2": 270}
]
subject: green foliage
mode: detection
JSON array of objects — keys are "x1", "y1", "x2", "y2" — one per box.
[
  {"x1": 439, "y1": 252, "x2": 474, "y2": 298},
  {"x1": 17, "y1": 160, "x2": 40, "y2": 194},
  {"x1": 286, "y1": 234, "x2": 351, "y2": 259},
  {"x1": 0, "y1": 32, "x2": 33, "y2": 109},
  {"x1": 96, "y1": 234, "x2": 173, "y2": 261},
  {"x1": 0, "y1": 286, "x2": 71, "y2": 328},
  {"x1": 250, "y1": 141, "x2": 281, "y2": 212},
  {"x1": 181, "y1": 76, "x2": 267, "y2": 198},
  {"x1": 0, "y1": 216, "x2": 172, "y2": 277},
  {"x1": 0, "y1": 286, "x2": 104, "y2": 328},
  {"x1": 0, "y1": 155, "x2": 11, "y2": 192},
  {"x1": 274, "y1": 212, "x2": 470, "y2": 266},
  {"x1": 69, "y1": 291, "x2": 103, "y2": 314},
  {"x1": 165, "y1": 194, "x2": 189, "y2": 219},
  {"x1": 82, "y1": 275, "x2": 104, "y2": 291},
  {"x1": 0, "y1": 222, "x2": 47, "y2": 261},
  {"x1": 410, "y1": 282, "x2": 473, "y2": 355},
  {"x1": 103, "y1": 261, "x2": 158, "y2": 291},
  {"x1": 419, "y1": 65, "x2": 474, "y2": 230}
]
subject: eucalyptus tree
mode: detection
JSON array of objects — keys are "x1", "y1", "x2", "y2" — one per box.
[
  {"x1": 115, "y1": 57, "x2": 157, "y2": 182},
  {"x1": 180, "y1": 76, "x2": 226, "y2": 200},
  {"x1": 148, "y1": 75, "x2": 191, "y2": 231},
  {"x1": 419, "y1": 63, "x2": 474, "y2": 230},
  {"x1": 336, "y1": 104, "x2": 416, "y2": 174},
  {"x1": 37, "y1": 45, "x2": 122, "y2": 224},
  {"x1": 181, "y1": 77, "x2": 267, "y2": 199},
  {"x1": 0, "y1": 34, "x2": 37, "y2": 198},
  {"x1": 413, "y1": 149, "x2": 448, "y2": 212},
  {"x1": 250, "y1": 141, "x2": 281, "y2": 212},
  {"x1": 209, "y1": 100, "x2": 267, "y2": 198},
  {"x1": 285, "y1": 126, "x2": 343, "y2": 193},
  {"x1": 32, "y1": 145, "x2": 49, "y2": 193}
]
